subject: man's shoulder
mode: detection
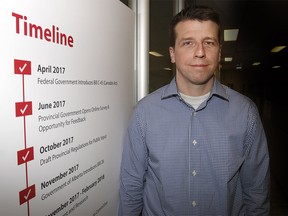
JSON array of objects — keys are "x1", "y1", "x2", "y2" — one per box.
[
  {"x1": 221, "y1": 84, "x2": 258, "y2": 111},
  {"x1": 137, "y1": 84, "x2": 170, "y2": 106}
]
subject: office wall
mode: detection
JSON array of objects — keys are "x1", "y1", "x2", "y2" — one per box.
[{"x1": 0, "y1": 0, "x2": 134, "y2": 215}]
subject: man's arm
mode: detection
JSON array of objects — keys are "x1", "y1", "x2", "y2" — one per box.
[
  {"x1": 118, "y1": 108, "x2": 148, "y2": 216},
  {"x1": 241, "y1": 103, "x2": 270, "y2": 215}
]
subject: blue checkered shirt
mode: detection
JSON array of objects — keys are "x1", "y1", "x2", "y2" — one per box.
[{"x1": 119, "y1": 77, "x2": 270, "y2": 216}]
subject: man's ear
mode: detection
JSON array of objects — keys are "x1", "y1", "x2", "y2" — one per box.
[{"x1": 169, "y1": 46, "x2": 175, "y2": 63}]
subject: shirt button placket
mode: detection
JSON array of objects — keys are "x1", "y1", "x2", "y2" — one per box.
[{"x1": 190, "y1": 110, "x2": 199, "y2": 213}]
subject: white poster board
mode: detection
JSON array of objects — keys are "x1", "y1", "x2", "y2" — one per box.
[{"x1": 0, "y1": 0, "x2": 135, "y2": 215}]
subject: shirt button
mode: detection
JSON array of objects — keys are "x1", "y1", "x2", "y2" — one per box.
[
  {"x1": 192, "y1": 170, "x2": 197, "y2": 176},
  {"x1": 193, "y1": 112, "x2": 197, "y2": 116},
  {"x1": 192, "y1": 201, "x2": 197, "y2": 207},
  {"x1": 192, "y1": 140, "x2": 197, "y2": 146}
]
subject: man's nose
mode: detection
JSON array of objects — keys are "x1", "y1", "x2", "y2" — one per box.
[{"x1": 194, "y1": 43, "x2": 205, "y2": 58}]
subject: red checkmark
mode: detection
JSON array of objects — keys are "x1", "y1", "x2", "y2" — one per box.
[
  {"x1": 15, "y1": 101, "x2": 32, "y2": 117},
  {"x1": 19, "y1": 184, "x2": 36, "y2": 205},
  {"x1": 17, "y1": 147, "x2": 34, "y2": 165},
  {"x1": 14, "y1": 59, "x2": 31, "y2": 75}
]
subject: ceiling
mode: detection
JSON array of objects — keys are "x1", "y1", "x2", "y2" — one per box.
[{"x1": 121, "y1": 0, "x2": 288, "y2": 91}]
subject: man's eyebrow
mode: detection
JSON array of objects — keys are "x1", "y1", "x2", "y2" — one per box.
[
  {"x1": 177, "y1": 37, "x2": 195, "y2": 42},
  {"x1": 179, "y1": 36, "x2": 217, "y2": 41},
  {"x1": 177, "y1": 36, "x2": 219, "y2": 45},
  {"x1": 204, "y1": 36, "x2": 217, "y2": 40}
]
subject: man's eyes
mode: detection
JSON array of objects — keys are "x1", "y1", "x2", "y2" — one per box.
[
  {"x1": 182, "y1": 40, "x2": 216, "y2": 47},
  {"x1": 183, "y1": 41, "x2": 195, "y2": 46},
  {"x1": 203, "y1": 41, "x2": 216, "y2": 46}
]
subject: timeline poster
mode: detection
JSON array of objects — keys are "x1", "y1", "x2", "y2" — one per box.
[{"x1": 0, "y1": 0, "x2": 134, "y2": 215}]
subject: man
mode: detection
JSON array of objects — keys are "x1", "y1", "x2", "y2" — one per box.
[{"x1": 119, "y1": 5, "x2": 270, "y2": 216}]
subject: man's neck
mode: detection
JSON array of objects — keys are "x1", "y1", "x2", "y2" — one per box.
[{"x1": 176, "y1": 76, "x2": 214, "y2": 96}]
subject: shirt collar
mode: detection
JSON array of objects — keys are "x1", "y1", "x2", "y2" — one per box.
[
  {"x1": 161, "y1": 77, "x2": 178, "y2": 99},
  {"x1": 161, "y1": 76, "x2": 229, "y2": 101}
]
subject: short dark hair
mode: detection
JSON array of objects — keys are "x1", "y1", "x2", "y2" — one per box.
[{"x1": 169, "y1": 5, "x2": 221, "y2": 47}]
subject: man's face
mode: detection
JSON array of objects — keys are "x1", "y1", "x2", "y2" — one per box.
[{"x1": 169, "y1": 20, "x2": 221, "y2": 95}]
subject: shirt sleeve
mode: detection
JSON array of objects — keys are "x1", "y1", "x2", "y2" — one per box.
[
  {"x1": 118, "y1": 106, "x2": 148, "y2": 216},
  {"x1": 240, "y1": 103, "x2": 270, "y2": 215}
]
